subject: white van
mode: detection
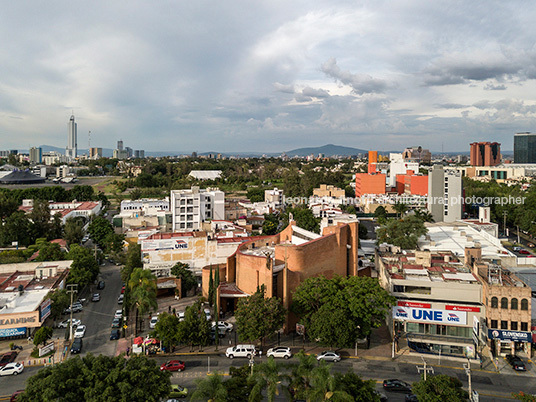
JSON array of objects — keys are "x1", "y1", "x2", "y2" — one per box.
[{"x1": 225, "y1": 344, "x2": 256, "y2": 359}]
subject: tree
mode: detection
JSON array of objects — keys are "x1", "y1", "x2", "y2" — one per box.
[
  {"x1": 128, "y1": 268, "x2": 158, "y2": 334},
  {"x1": 87, "y1": 216, "x2": 114, "y2": 249},
  {"x1": 179, "y1": 300, "x2": 210, "y2": 348},
  {"x1": 226, "y1": 365, "x2": 258, "y2": 402},
  {"x1": 17, "y1": 354, "x2": 171, "y2": 402},
  {"x1": 208, "y1": 266, "x2": 214, "y2": 307},
  {"x1": 34, "y1": 241, "x2": 64, "y2": 262},
  {"x1": 49, "y1": 289, "x2": 70, "y2": 320},
  {"x1": 0, "y1": 192, "x2": 18, "y2": 219},
  {"x1": 358, "y1": 224, "x2": 368, "y2": 239},
  {"x1": 373, "y1": 206, "x2": 387, "y2": 224},
  {"x1": 393, "y1": 201, "x2": 408, "y2": 218},
  {"x1": 414, "y1": 208, "x2": 435, "y2": 223},
  {"x1": 29, "y1": 199, "x2": 51, "y2": 240},
  {"x1": 250, "y1": 357, "x2": 282, "y2": 402},
  {"x1": 190, "y1": 373, "x2": 228, "y2": 402},
  {"x1": 287, "y1": 351, "x2": 317, "y2": 400},
  {"x1": 0, "y1": 211, "x2": 33, "y2": 247},
  {"x1": 235, "y1": 286, "x2": 286, "y2": 344},
  {"x1": 262, "y1": 214, "x2": 279, "y2": 235},
  {"x1": 376, "y1": 215, "x2": 428, "y2": 249},
  {"x1": 104, "y1": 232, "x2": 125, "y2": 254},
  {"x1": 66, "y1": 245, "x2": 100, "y2": 288},
  {"x1": 291, "y1": 276, "x2": 396, "y2": 348},
  {"x1": 304, "y1": 362, "x2": 353, "y2": 402},
  {"x1": 171, "y1": 262, "x2": 197, "y2": 296},
  {"x1": 64, "y1": 217, "x2": 85, "y2": 246},
  {"x1": 283, "y1": 206, "x2": 320, "y2": 234},
  {"x1": 150, "y1": 312, "x2": 180, "y2": 352},
  {"x1": 122, "y1": 243, "x2": 143, "y2": 283},
  {"x1": 333, "y1": 371, "x2": 378, "y2": 401},
  {"x1": 247, "y1": 187, "x2": 265, "y2": 203},
  {"x1": 513, "y1": 392, "x2": 536, "y2": 402},
  {"x1": 33, "y1": 327, "x2": 53, "y2": 347},
  {"x1": 412, "y1": 374, "x2": 469, "y2": 401}
]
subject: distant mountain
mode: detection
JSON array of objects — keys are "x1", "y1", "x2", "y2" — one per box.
[{"x1": 285, "y1": 144, "x2": 367, "y2": 157}]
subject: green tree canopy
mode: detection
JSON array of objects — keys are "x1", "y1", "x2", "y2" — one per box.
[
  {"x1": 291, "y1": 276, "x2": 396, "y2": 348},
  {"x1": 171, "y1": 262, "x2": 197, "y2": 295},
  {"x1": 66, "y1": 245, "x2": 100, "y2": 288},
  {"x1": 88, "y1": 216, "x2": 114, "y2": 249},
  {"x1": 49, "y1": 289, "x2": 70, "y2": 320},
  {"x1": 150, "y1": 312, "x2": 180, "y2": 351},
  {"x1": 128, "y1": 268, "x2": 158, "y2": 333},
  {"x1": 412, "y1": 374, "x2": 469, "y2": 402},
  {"x1": 17, "y1": 354, "x2": 171, "y2": 402},
  {"x1": 64, "y1": 217, "x2": 85, "y2": 246},
  {"x1": 376, "y1": 215, "x2": 428, "y2": 249},
  {"x1": 235, "y1": 286, "x2": 286, "y2": 344},
  {"x1": 247, "y1": 187, "x2": 265, "y2": 203},
  {"x1": 33, "y1": 326, "x2": 53, "y2": 347},
  {"x1": 180, "y1": 300, "x2": 210, "y2": 348},
  {"x1": 190, "y1": 373, "x2": 228, "y2": 402}
]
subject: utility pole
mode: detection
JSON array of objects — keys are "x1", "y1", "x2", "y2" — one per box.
[
  {"x1": 66, "y1": 284, "x2": 78, "y2": 340},
  {"x1": 503, "y1": 211, "x2": 507, "y2": 236},
  {"x1": 464, "y1": 359, "x2": 474, "y2": 401},
  {"x1": 416, "y1": 356, "x2": 434, "y2": 381}
]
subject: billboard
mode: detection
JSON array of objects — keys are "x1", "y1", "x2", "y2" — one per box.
[
  {"x1": 0, "y1": 327, "x2": 26, "y2": 338},
  {"x1": 142, "y1": 239, "x2": 189, "y2": 252},
  {"x1": 393, "y1": 306, "x2": 467, "y2": 325},
  {"x1": 487, "y1": 329, "x2": 531, "y2": 342}
]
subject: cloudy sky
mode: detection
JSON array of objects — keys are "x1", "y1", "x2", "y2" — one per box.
[{"x1": 2, "y1": 1, "x2": 536, "y2": 154}]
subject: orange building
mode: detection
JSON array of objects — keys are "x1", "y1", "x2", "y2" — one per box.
[
  {"x1": 395, "y1": 170, "x2": 428, "y2": 196},
  {"x1": 470, "y1": 142, "x2": 501, "y2": 166},
  {"x1": 202, "y1": 221, "x2": 362, "y2": 331},
  {"x1": 355, "y1": 173, "x2": 386, "y2": 196},
  {"x1": 368, "y1": 150, "x2": 378, "y2": 164}
]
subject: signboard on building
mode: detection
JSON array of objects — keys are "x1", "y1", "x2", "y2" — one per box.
[
  {"x1": 397, "y1": 301, "x2": 431, "y2": 308},
  {"x1": 142, "y1": 239, "x2": 189, "y2": 252},
  {"x1": 39, "y1": 342, "x2": 55, "y2": 357},
  {"x1": 487, "y1": 329, "x2": 531, "y2": 342},
  {"x1": 393, "y1": 307, "x2": 467, "y2": 325},
  {"x1": 446, "y1": 305, "x2": 480, "y2": 312},
  {"x1": 0, "y1": 311, "x2": 40, "y2": 330},
  {"x1": 40, "y1": 298, "x2": 52, "y2": 322},
  {"x1": 0, "y1": 327, "x2": 26, "y2": 338},
  {"x1": 296, "y1": 324, "x2": 305, "y2": 336}
]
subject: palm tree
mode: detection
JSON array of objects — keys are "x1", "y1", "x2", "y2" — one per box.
[
  {"x1": 286, "y1": 351, "x2": 317, "y2": 400},
  {"x1": 393, "y1": 201, "x2": 408, "y2": 218},
  {"x1": 249, "y1": 357, "x2": 281, "y2": 402},
  {"x1": 414, "y1": 208, "x2": 435, "y2": 223},
  {"x1": 305, "y1": 362, "x2": 353, "y2": 402},
  {"x1": 128, "y1": 268, "x2": 158, "y2": 333},
  {"x1": 190, "y1": 373, "x2": 228, "y2": 402}
]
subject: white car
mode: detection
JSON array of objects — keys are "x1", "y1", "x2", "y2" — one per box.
[
  {"x1": 177, "y1": 311, "x2": 185, "y2": 322},
  {"x1": 58, "y1": 318, "x2": 81, "y2": 329},
  {"x1": 0, "y1": 362, "x2": 24, "y2": 376},
  {"x1": 225, "y1": 345, "x2": 256, "y2": 359},
  {"x1": 212, "y1": 321, "x2": 233, "y2": 332},
  {"x1": 149, "y1": 316, "x2": 158, "y2": 329},
  {"x1": 114, "y1": 309, "x2": 123, "y2": 319},
  {"x1": 317, "y1": 351, "x2": 341, "y2": 362},
  {"x1": 74, "y1": 325, "x2": 86, "y2": 338},
  {"x1": 266, "y1": 346, "x2": 292, "y2": 359},
  {"x1": 204, "y1": 308, "x2": 212, "y2": 321}
]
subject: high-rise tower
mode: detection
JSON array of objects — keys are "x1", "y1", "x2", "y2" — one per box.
[{"x1": 66, "y1": 115, "x2": 77, "y2": 159}]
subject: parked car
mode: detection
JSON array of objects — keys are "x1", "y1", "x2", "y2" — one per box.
[
  {"x1": 121, "y1": 286, "x2": 125, "y2": 294},
  {"x1": 110, "y1": 329, "x2": 121, "y2": 340},
  {"x1": 160, "y1": 360, "x2": 185, "y2": 372},
  {"x1": 74, "y1": 325, "x2": 86, "y2": 338},
  {"x1": 212, "y1": 321, "x2": 233, "y2": 332},
  {"x1": 91, "y1": 293, "x2": 100, "y2": 302},
  {"x1": 63, "y1": 303, "x2": 83, "y2": 314},
  {"x1": 203, "y1": 308, "x2": 212, "y2": 321},
  {"x1": 519, "y1": 249, "x2": 530, "y2": 255},
  {"x1": 97, "y1": 280, "x2": 105, "y2": 290},
  {"x1": 528, "y1": 243, "x2": 535, "y2": 248},
  {"x1": 111, "y1": 318, "x2": 121, "y2": 328},
  {"x1": 316, "y1": 351, "x2": 341, "y2": 362},
  {"x1": 226, "y1": 345, "x2": 256, "y2": 359},
  {"x1": 177, "y1": 311, "x2": 185, "y2": 321},
  {"x1": 374, "y1": 390, "x2": 388, "y2": 402},
  {"x1": 405, "y1": 394, "x2": 419, "y2": 402},
  {"x1": 114, "y1": 309, "x2": 123, "y2": 319},
  {"x1": 117, "y1": 294, "x2": 124, "y2": 304},
  {"x1": 149, "y1": 316, "x2": 158, "y2": 329},
  {"x1": 267, "y1": 346, "x2": 292, "y2": 359},
  {"x1": 513, "y1": 246, "x2": 522, "y2": 252},
  {"x1": 169, "y1": 385, "x2": 188, "y2": 398},
  {"x1": 0, "y1": 362, "x2": 24, "y2": 376},
  {"x1": 0, "y1": 352, "x2": 18, "y2": 367},
  {"x1": 10, "y1": 390, "x2": 24, "y2": 401},
  {"x1": 70, "y1": 338, "x2": 83, "y2": 354},
  {"x1": 383, "y1": 379, "x2": 412, "y2": 393},
  {"x1": 57, "y1": 318, "x2": 81, "y2": 329},
  {"x1": 506, "y1": 354, "x2": 526, "y2": 371}
]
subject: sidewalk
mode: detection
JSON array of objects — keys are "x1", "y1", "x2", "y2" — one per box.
[{"x1": 0, "y1": 336, "x2": 68, "y2": 368}]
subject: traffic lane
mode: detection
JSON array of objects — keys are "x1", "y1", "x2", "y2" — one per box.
[
  {"x1": 78, "y1": 264, "x2": 122, "y2": 357},
  {"x1": 0, "y1": 365, "x2": 41, "y2": 397},
  {"x1": 153, "y1": 354, "x2": 532, "y2": 399}
]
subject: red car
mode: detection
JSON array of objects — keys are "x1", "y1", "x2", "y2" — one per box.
[
  {"x1": 121, "y1": 286, "x2": 125, "y2": 294},
  {"x1": 0, "y1": 352, "x2": 18, "y2": 367},
  {"x1": 519, "y1": 249, "x2": 530, "y2": 255},
  {"x1": 160, "y1": 360, "x2": 185, "y2": 372}
]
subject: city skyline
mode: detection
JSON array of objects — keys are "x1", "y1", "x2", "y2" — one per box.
[{"x1": 1, "y1": 2, "x2": 536, "y2": 153}]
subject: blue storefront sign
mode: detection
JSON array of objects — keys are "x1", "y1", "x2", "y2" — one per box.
[
  {"x1": 487, "y1": 329, "x2": 532, "y2": 342},
  {"x1": 0, "y1": 327, "x2": 27, "y2": 338}
]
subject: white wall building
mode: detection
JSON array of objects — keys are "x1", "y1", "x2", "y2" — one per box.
[
  {"x1": 388, "y1": 153, "x2": 419, "y2": 188},
  {"x1": 66, "y1": 115, "x2": 77, "y2": 159},
  {"x1": 120, "y1": 198, "x2": 170, "y2": 215},
  {"x1": 427, "y1": 165, "x2": 462, "y2": 223},
  {"x1": 170, "y1": 187, "x2": 225, "y2": 231}
]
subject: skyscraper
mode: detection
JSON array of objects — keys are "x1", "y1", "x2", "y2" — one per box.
[
  {"x1": 66, "y1": 115, "x2": 77, "y2": 159},
  {"x1": 470, "y1": 142, "x2": 501, "y2": 166},
  {"x1": 29, "y1": 147, "x2": 42, "y2": 164},
  {"x1": 514, "y1": 132, "x2": 536, "y2": 163},
  {"x1": 427, "y1": 165, "x2": 462, "y2": 223}
]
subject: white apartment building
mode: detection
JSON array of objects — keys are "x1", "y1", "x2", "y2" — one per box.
[
  {"x1": 388, "y1": 153, "x2": 419, "y2": 188},
  {"x1": 170, "y1": 187, "x2": 224, "y2": 231},
  {"x1": 427, "y1": 165, "x2": 462, "y2": 223},
  {"x1": 120, "y1": 198, "x2": 170, "y2": 215},
  {"x1": 265, "y1": 188, "x2": 284, "y2": 208}
]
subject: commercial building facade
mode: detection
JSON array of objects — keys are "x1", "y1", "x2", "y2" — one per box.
[{"x1": 470, "y1": 142, "x2": 501, "y2": 166}]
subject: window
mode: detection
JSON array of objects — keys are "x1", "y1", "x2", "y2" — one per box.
[
  {"x1": 521, "y1": 322, "x2": 528, "y2": 331},
  {"x1": 491, "y1": 297, "x2": 498, "y2": 308},
  {"x1": 404, "y1": 286, "x2": 431, "y2": 295},
  {"x1": 500, "y1": 320, "x2": 508, "y2": 329},
  {"x1": 490, "y1": 320, "x2": 498, "y2": 329},
  {"x1": 511, "y1": 322, "x2": 518, "y2": 330},
  {"x1": 521, "y1": 298, "x2": 528, "y2": 310},
  {"x1": 500, "y1": 298, "x2": 508, "y2": 309},
  {"x1": 511, "y1": 298, "x2": 518, "y2": 310}
]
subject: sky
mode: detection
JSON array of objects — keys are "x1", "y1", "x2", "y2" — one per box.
[{"x1": 1, "y1": 1, "x2": 536, "y2": 154}]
